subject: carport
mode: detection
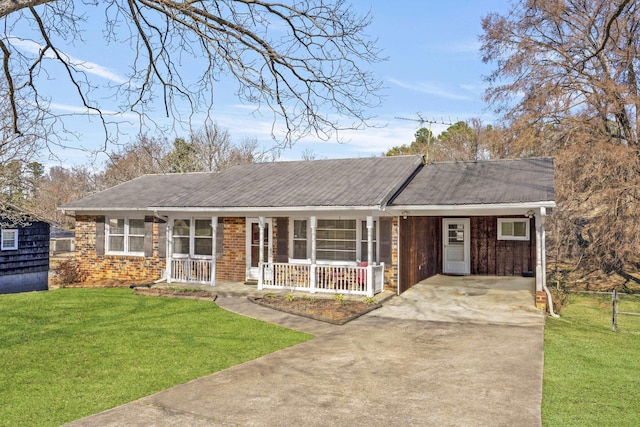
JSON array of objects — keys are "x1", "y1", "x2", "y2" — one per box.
[{"x1": 375, "y1": 274, "x2": 544, "y2": 326}]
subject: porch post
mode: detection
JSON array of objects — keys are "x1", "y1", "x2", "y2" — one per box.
[
  {"x1": 366, "y1": 216, "x2": 374, "y2": 264},
  {"x1": 258, "y1": 216, "x2": 265, "y2": 264},
  {"x1": 258, "y1": 217, "x2": 265, "y2": 289},
  {"x1": 211, "y1": 216, "x2": 217, "y2": 287},
  {"x1": 166, "y1": 220, "x2": 173, "y2": 283},
  {"x1": 310, "y1": 216, "x2": 317, "y2": 293},
  {"x1": 310, "y1": 216, "x2": 317, "y2": 264},
  {"x1": 366, "y1": 216, "x2": 375, "y2": 296}
]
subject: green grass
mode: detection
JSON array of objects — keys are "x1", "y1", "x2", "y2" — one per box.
[
  {"x1": 0, "y1": 288, "x2": 311, "y2": 427},
  {"x1": 543, "y1": 294, "x2": 640, "y2": 426}
]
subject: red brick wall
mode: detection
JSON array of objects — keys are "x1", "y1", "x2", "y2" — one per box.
[
  {"x1": 75, "y1": 215, "x2": 165, "y2": 284},
  {"x1": 75, "y1": 214, "x2": 401, "y2": 292},
  {"x1": 215, "y1": 217, "x2": 246, "y2": 281}
]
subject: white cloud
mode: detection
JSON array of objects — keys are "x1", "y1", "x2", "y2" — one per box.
[
  {"x1": 443, "y1": 40, "x2": 482, "y2": 53},
  {"x1": 460, "y1": 83, "x2": 478, "y2": 91},
  {"x1": 49, "y1": 102, "x2": 139, "y2": 120},
  {"x1": 422, "y1": 40, "x2": 482, "y2": 55},
  {"x1": 9, "y1": 38, "x2": 127, "y2": 84},
  {"x1": 388, "y1": 78, "x2": 478, "y2": 101}
]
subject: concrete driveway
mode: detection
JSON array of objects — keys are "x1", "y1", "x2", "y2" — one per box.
[
  {"x1": 377, "y1": 275, "x2": 544, "y2": 326},
  {"x1": 65, "y1": 276, "x2": 545, "y2": 427}
]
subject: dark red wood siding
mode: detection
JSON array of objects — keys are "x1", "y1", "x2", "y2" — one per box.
[
  {"x1": 399, "y1": 216, "x2": 536, "y2": 293},
  {"x1": 399, "y1": 216, "x2": 442, "y2": 293},
  {"x1": 469, "y1": 216, "x2": 535, "y2": 276}
]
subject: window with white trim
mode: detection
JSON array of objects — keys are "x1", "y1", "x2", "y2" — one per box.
[
  {"x1": 173, "y1": 219, "x2": 190, "y2": 255},
  {"x1": 317, "y1": 219, "x2": 357, "y2": 262},
  {"x1": 1, "y1": 229, "x2": 18, "y2": 250},
  {"x1": 106, "y1": 218, "x2": 145, "y2": 254},
  {"x1": 289, "y1": 218, "x2": 379, "y2": 263},
  {"x1": 497, "y1": 218, "x2": 530, "y2": 241},
  {"x1": 194, "y1": 219, "x2": 213, "y2": 256},
  {"x1": 292, "y1": 219, "x2": 308, "y2": 259},
  {"x1": 172, "y1": 218, "x2": 213, "y2": 258}
]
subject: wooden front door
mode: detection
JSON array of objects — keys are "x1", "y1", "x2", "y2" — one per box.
[{"x1": 443, "y1": 218, "x2": 470, "y2": 275}]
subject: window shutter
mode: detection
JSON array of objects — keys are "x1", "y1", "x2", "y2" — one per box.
[
  {"x1": 157, "y1": 219, "x2": 167, "y2": 259},
  {"x1": 379, "y1": 217, "x2": 393, "y2": 265},
  {"x1": 95, "y1": 216, "x2": 105, "y2": 255},
  {"x1": 216, "y1": 218, "x2": 224, "y2": 259},
  {"x1": 276, "y1": 217, "x2": 289, "y2": 262},
  {"x1": 144, "y1": 216, "x2": 154, "y2": 257}
]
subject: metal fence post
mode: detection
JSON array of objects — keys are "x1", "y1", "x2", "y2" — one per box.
[{"x1": 612, "y1": 289, "x2": 618, "y2": 332}]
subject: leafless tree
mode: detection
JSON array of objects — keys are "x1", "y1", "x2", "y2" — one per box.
[
  {"x1": 0, "y1": 0, "x2": 383, "y2": 153},
  {"x1": 36, "y1": 165, "x2": 98, "y2": 228},
  {"x1": 481, "y1": 0, "x2": 640, "y2": 150},
  {"x1": 300, "y1": 147, "x2": 317, "y2": 160},
  {"x1": 101, "y1": 134, "x2": 170, "y2": 187},
  {"x1": 481, "y1": 0, "x2": 640, "y2": 277},
  {"x1": 184, "y1": 122, "x2": 274, "y2": 172},
  {"x1": 0, "y1": 79, "x2": 45, "y2": 222}
]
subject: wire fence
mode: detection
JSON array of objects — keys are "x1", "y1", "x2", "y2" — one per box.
[{"x1": 611, "y1": 289, "x2": 640, "y2": 333}]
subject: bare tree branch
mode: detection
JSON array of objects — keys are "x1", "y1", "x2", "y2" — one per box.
[{"x1": 0, "y1": 0, "x2": 383, "y2": 154}]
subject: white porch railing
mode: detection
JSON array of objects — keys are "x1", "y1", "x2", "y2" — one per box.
[
  {"x1": 259, "y1": 262, "x2": 385, "y2": 297},
  {"x1": 169, "y1": 258, "x2": 212, "y2": 284}
]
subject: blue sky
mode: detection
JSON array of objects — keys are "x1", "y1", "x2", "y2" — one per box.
[{"x1": 28, "y1": 1, "x2": 511, "y2": 168}]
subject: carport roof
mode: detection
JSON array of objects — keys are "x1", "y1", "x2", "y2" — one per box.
[{"x1": 389, "y1": 157, "x2": 555, "y2": 206}]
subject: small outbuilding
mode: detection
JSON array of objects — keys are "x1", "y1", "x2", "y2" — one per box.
[{"x1": 0, "y1": 204, "x2": 50, "y2": 294}]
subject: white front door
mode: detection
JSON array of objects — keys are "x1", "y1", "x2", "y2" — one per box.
[
  {"x1": 246, "y1": 218, "x2": 272, "y2": 281},
  {"x1": 443, "y1": 218, "x2": 470, "y2": 275}
]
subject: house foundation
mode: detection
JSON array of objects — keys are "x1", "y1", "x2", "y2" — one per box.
[{"x1": 535, "y1": 291, "x2": 547, "y2": 311}]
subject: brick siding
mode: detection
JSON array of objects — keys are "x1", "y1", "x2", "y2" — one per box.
[
  {"x1": 384, "y1": 217, "x2": 399, "y2": 292},
  {"x1": 75, "y1": 214, "x2": 400, "y2": 292},
  {"x1": 75, "y1": 215, "x2": 164, "y2": 284},
  {"x1": 215, "y1": 217, "x2": 246, "y2": 281}
]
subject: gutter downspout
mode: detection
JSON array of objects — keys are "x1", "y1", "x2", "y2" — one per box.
[{"x1": 536, "y1": 208, "x2": 559, "y2": 318}]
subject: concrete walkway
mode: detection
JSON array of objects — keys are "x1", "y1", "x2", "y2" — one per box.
[{"x1": 65, "y1": 277, "x2": 545, "y2": 427}]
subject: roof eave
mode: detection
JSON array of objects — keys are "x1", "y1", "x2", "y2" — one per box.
[
  {"x1": 148, "y1": 205, "x2": 384, "y2": 213},
  {"x1": 388, "y1": 201, "x2": 556, "y2": 216}
]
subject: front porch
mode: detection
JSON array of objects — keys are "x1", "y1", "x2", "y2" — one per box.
[
  {"x1": 165, "y1": 214, "x2": 390, "y2": 297},
  {"x1": 167, "y1": 258, "x2": 385, "y2": 297}
]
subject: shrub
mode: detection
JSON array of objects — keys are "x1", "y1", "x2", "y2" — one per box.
[
  {"x1": 551, "y1": 289, "x2": 570, "y2": 313},
  {"x1": 55, "y1": 259, "x2": 86, "y2": 286},
  {"x1": 362, "y1": 296, "x2": 378, "y2": 305}
]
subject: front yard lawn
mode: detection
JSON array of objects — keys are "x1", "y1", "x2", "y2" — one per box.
[
  {"x1": 543, "y1": 294, "x2": 640, "y2": 426},
  {"x1": 0, "y1": 288, "x2": 311, "y2": 427}
]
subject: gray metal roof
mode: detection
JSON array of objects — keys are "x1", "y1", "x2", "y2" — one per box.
[
  {"x1": 154, "y1": 156, "x2": 424, "y2": 208},
  {"x1": 62, "y1": 156, "x2": 424, "y2": 210},
  {"x1": 390, "y1": 157, "x2": 555, "y2": 206},
  {"x1": 61, "y1": 173, "x2": 216, "y2": 210}
]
